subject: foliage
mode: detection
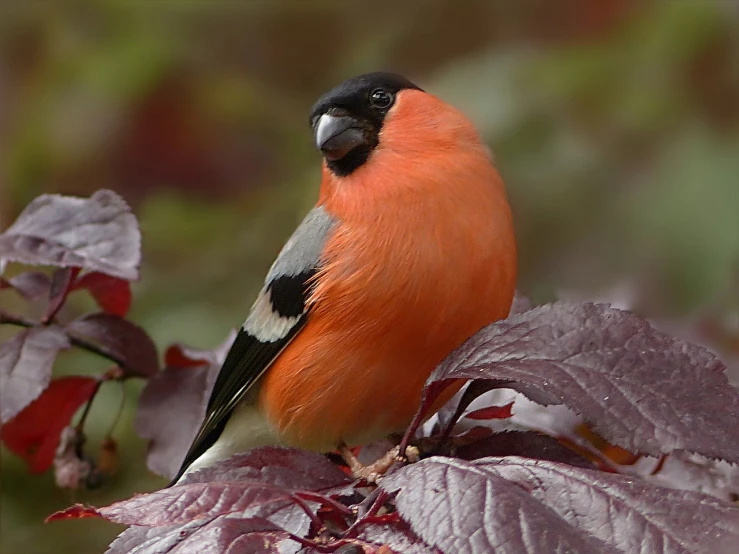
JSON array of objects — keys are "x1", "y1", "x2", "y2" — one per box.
[
  {"x1": 2, "y1": 3, "x2": 738, "y2": 551},
  {"x1": 0, "y1": 190, "x2": 153, "y2": 487},
  {"x1": 2, "y1": 191, "x2": 738, "y2": 553}
]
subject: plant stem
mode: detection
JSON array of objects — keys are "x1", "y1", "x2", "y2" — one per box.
[
  {"x1": 106, "y1": 381, "x2": 127, "y2": 438},
  {"x1": 343, "y1": 490, "x2": 389, "y2": 539},
  {"x1": 76, "y1": 380, "x2": 103, "y2": 432},
  {"x1": 289, "y1": 494, "x2": 325, "y2": 532},
  {"x1": 296, "y1": 491, "x2": 354, "y2": 516}
]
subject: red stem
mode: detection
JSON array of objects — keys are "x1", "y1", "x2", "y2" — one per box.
[{"x1": 295, "y1": 491, "x2": 353, "y2": 516}]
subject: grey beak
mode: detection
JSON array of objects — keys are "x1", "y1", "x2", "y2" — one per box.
[{"x1": 314, "y1": 114, "x2": 366, "y2": 161}]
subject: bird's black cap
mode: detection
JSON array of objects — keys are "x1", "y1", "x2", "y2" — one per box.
[
  {"x1": 310, "y1": 72, "x2": 423, "y2": 176},
  {"x1": 309, "y1": 72, "x2": 422, "y2": 124}
]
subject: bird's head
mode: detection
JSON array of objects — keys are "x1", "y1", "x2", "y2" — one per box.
[{"x1": 309, "y1": 72, "x2": 423, "y2": 177}]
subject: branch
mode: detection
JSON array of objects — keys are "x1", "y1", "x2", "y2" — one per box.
[{"x1": 0, "y1": 310, "x2": 132, "y2": 374}]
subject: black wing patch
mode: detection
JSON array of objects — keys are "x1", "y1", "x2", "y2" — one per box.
[
  {"x1": 267, "y1": 275, "x2": 309, "y2": 318},
  {"x1": 171, "y1": 269, "x2": 315, "y2": 484}
]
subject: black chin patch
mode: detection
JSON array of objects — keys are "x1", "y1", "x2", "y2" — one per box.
[{"x1": 325, "y1": 143, "x2": 375, "y2": 177}]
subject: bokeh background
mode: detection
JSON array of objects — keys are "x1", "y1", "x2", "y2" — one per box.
[{"x1": 1, "y1": 1, "x2": 738, "y2": 552}]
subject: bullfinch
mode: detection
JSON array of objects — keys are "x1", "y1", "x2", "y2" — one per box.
[{"x1": 174, "y1": 72, "x2": 517, "y2": 483}]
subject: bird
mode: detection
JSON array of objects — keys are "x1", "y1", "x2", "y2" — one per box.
[{"x1": 173, "y1": 72, "x2": 517, "y2": 483}]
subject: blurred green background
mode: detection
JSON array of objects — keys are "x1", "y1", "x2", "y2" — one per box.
[{"x1": 1, "y1": 1, "x2": 738, "y2": 552}]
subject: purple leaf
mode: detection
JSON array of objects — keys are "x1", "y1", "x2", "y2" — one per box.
[
  {"x1": 476, "y1": 456, "x2": 739, "y2": 554},
  {"x1": 429, "y1": 302, "x2": 739, "y2": 463},
  {"x1": 55, "y1": 449, "x2": 352, "y2": 553},
  {"x1": 136, "y1": 331, "x2": 236, "y2": 478},
  {"x1": 106, "y1": 517, "x2": 290, "y2": 554},
  {"x1": 0, "y1": 326, "x2": 70, "y2": 422},
  {"x1": 65, "y1": 313, "x2": 158, "y2": 378},
  {"x1": 178, "y1": 447, "x2": 352, "y2": 490},
  {"x1": 357, "y1": 522, "x2": 442, "y2": 554},
  {"x1": 44, "y1": 267, "x2": 80, "y2": 322},
  {"x1": 381, "y1": 456, "x2": 618, "y2": 554},
  {"x1": 136, "y1": 363, "x2": 215, "y2": 478},
  {"x1": 454, "y1": 430, "x2": 596, "y2": 469},
  {"x1": 509, "y1": 290, "x2": 533, "y2": 315},
  {"x1": 101, "y1": 483, "x2": 296, "y2": 527},
  {"x1": 0, "y1": 190, "x2": 141, "y2": 280},
  {"x1": 0, "y1": 271, "x2": 51, "y2": 300},
  {"x1": 97, "y1": 448, "x2": 350, "y2": 527},
  {"x1": 383, "y1": 456, "x2": 739, "y2": 554}
]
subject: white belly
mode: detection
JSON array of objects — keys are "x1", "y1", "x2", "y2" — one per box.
[{"x1": 179, "y1": 400, "x2": 280, "y2": 481}]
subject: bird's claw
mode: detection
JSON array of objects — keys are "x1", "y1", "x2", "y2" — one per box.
[
  {"x1": 339, "y1": 444, "x2": 420, "y2": 484},
  {"x1": 395, "y1": 445, "x2": 420, "y2": 464}
]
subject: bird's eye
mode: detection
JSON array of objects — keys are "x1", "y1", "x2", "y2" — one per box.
[{"x1": 369, "y1": 88, "x2": 394, "y2": 109}]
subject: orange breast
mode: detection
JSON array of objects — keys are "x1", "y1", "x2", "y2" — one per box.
[{"x1": 258, "y1": 141, "x2": 517, "y2": 451}]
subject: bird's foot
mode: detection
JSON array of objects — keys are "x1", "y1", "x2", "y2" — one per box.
[{"x1": 339, "y1": 443, "x2": 420, "y2": 484}]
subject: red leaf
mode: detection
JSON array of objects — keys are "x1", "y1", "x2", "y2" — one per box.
[
  {"x1": 46, "y1": 503, "x2": 103, "y2": 522},
  {"x1": 0, "y1": 326, "x2": 71, "y2": 422},
  {"x1": 451, "y1": 425, "x2": 494, "y2": 445},
  {"x1": 464, "y1": 402, "x2": 513, "y2": 420},
  {"x1": 0, "y1": 190, "x2": 141, "y2": 280},
  {"x1": 65, "y1": 313, "x2": 158, "y2": 378},
  {"x1": 1, "y1": 376, "x2": 98, "y2": 472},
  {"x1": 137, "y1": 331, "x2": 236, "y2": 478},
  {"x1": 164, "y1": 334, "x2": 236, "y2": 369},
  {"x1": 73, "y1": 272, "x2": 132, "y2": 316},
  {"x1": 0, "y1": 271, "x2": 51, "y2": 300},
  {"x1": 164, "y1": 344, "x2": 211, "y2": 369}
]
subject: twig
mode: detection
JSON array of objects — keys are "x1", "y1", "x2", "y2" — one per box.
[
  {"x1": 289, "y1": 493, "x2": 325, "y2": 532},
  {"x1": 650, "y1": 454, "x2": 668, "y2": 476},
  {"x1": 295, "y1": 491, "x2": 354, "y2": 516},
  {"x1": 75, "y1": 380, "x2": 104, "y2": 432},
  {"x1": 558, "y1": 433, "x2": 621, "y2": 473},
  {"x1": 343, "y1": 490, "x2": 389, "y2": 538},
  {"x1": 106, "y1": 381, "x2": 127, "y2": 438}
]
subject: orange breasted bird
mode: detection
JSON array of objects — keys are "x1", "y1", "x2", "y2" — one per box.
[{"x1": 174, "y1": 72, "x2": 517, "y2": 482}]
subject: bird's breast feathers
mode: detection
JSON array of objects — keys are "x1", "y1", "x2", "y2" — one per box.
[{"x1": 260, "y1": 170, "x2": 516, "y2": 449}]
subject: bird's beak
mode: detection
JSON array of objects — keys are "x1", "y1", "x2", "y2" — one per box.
[{"x1": 314, "y1": 114, "x2": 366, "y2": 161}]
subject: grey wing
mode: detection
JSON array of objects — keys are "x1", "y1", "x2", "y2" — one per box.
[{"x1": 171, "y1": 206, "x2": 337, "y2": 483}]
